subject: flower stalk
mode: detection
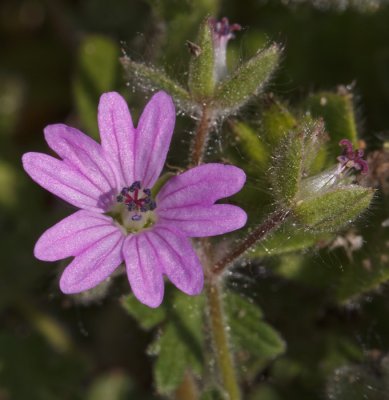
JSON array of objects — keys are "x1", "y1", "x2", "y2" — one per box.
[
  {"x1": 212, "y1": 209, "x2": 291, "y2": 276},
  {"x1": 191, "y1": 105, "x2": 213, "y2": 165}
]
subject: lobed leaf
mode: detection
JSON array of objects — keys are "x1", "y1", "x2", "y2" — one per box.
[
  {"x1": 225, "y1": 292, "x2": 286, "y2": 359},
  {"x1": 151, "y1": 290, "x2": 204, "y2": 394}
]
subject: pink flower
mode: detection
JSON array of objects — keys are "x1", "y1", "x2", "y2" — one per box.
[
  {"x1": 22, "y1": 91, "x2": 247, "y2": 307},
  {"x1": 337, "y1": 139, "x2": 369, "y2": 174},
  {"x1": 209, "y1": 17, "x2": 241, "y2": 82}
]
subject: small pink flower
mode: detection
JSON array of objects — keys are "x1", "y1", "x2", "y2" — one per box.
[
  {"x1": 22, "y1": 92, "x2": 247, "y2": 307},
  {"x1": 209, "y1": 17, "x2": 241, "y2": 82},
  {"x1": 337, "y1": 139, "x2": 369, "y2": 174}
]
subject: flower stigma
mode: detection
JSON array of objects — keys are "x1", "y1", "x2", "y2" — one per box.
[{"x1": 110, "y1": 181, "x2": 157, "y2": 234}]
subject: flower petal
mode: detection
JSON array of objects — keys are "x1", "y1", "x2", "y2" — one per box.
[
  {"x1": 134, "y1": 91, "x2": 175, "y2": 188},
  {"x1": 22, "y1": 152, "x2": 107, "y2": 212},
  {"x1": 149, "y1": 226, "x2": 204, "y2": 296},
  {"x1": 157, "y1": 204, "x2": 247, "y2": 237},
  {"x1": 34, "y1": 210, "x2": 120, "y2": 261},
  {"x1": 98, "y1": 92, "x2": 135, "y2": 186},
  {"x1": 44, "y1": 124, "x2": 118, "y2": 194},
  {"x1": 59, "y1": 229, "x2": 124, "y2": 294},
  {"x1": 157, "y1": 163, "x2": 246, "y2": 208},
  {"x1": 123, "y1": 233, "x2": 164, "y2": 308}
]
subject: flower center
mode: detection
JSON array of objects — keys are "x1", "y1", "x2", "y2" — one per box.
[{"x1": 109, "y1": 181, "x2": 157, "y2": 234}]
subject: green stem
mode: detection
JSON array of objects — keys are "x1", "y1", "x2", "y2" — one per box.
[
  {"x1": 212, "y1": 208, "x2": 291, "y2": 276},
  {"x1": 205, "y1": 279, "x2": 241, "y2": 400}
]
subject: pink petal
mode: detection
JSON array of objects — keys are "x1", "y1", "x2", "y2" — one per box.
[
  {"x1": 149, "y1": 226, "x2": 204, "y2": 295},
  {"x1": 157, "y1": 163, "x2": 246, "y2": 208},
  {"x1": 123, "y1": 233, "x2": 165, "y2": 308},
  {"x1": 134, "y1": 91, "x2": 175, "y2": 188},
  {"x1": 157, "y1": 204, "x2": 247, "y2": 237},
  {"x1": 34, "y1": 210, "x2": 120, "y2": 261},
  {"x1": 98, "y1": 92, "x2": 135, "y2": 186},
  {"x1": 355, "y1": 158, "x2": 369, "y2": 174},
  {"x1": 59, "y1": 229, "x2": 124, "y2": 294},
  {"x1": 44, "y1": 124, "x2": 118, "y2": 194},
  {"x1": 22, "y1": 152, "x2": 107, "y2": 212}
]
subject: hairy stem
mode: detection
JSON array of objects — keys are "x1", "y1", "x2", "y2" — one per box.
[
  {"x1": 190, "y1": 106, "x2": 212, "y2": 165},
  {"x1": 212, "y1": 209, "x2": 291, "y2": 276},
  {"x1": 205, "y1": 279, "x2": 241, "y2": 400}
]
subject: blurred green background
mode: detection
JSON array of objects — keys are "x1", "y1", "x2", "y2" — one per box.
[{"x1": 1, "y1": 0, "x2": 389, "y2": 399}]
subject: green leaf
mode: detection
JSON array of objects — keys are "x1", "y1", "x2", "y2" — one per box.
[
  {"x1": 74, "y1": 35, "x2": 119, "y2": 138},
  {"x1": 307, "y1": 90, "x2": 358, "y2": 158},
  {"x1": 229, "y1": 121, "x2": 269, "y2": 171},
  {"x1": 261, "y1": 98, "x2": 297, "y2": 146},
  {"x1": 152, "y1": 290, "x2": 204, "y2": 395},
  {"x1": 213, "y1": 44, "x2": 281, "y2": 112},
  {"x1": 188, "y1": 18, "x2": 215, "y2": 99},
  {"x1": 294, "y1": 186, "x2": 373, "y2": 233},
  {"x1": 122, "y1": 290, "x2": 204, "y2": 395},
  {"x1": 154, "y1": 324, "x2": 190, "y2": 394},
  {"x1": 225, "y1": 292, "x2": 286, "y2": 359},
  {"x1": 121, "y1": 294, "x2": 166, "y2": 330},
  {"x1": 120, "y1": 57, "x2": 192, "y2": 110}
]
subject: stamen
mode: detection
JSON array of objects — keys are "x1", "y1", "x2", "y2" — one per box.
[
  {"x1": 117, "y1": 181, "x2": 156, "y2": 221},
  {"x1": 337, "y1": 139, "x2": 369, "y2": 174},
  {"x1": 210, "y1": 17, "x2": 241, "y2": 40}
]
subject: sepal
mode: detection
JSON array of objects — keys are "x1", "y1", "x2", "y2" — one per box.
[
  {"x1": 270, "y1": 120, "x2": 327, "y2": 205},
  {"x1": 293, "y1": 186, "x2": 373, "y2": 233},
  {"x1": 188, "y1": 18, "x2": 216, "y2": 99},
  {"x1": 213, "y1": 44, "x2": 281, "y2": 112}
]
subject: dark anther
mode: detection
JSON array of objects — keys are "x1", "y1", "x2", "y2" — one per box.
[{"x1": 129, "y1": 181, "x2": 141, "y2": 192}]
